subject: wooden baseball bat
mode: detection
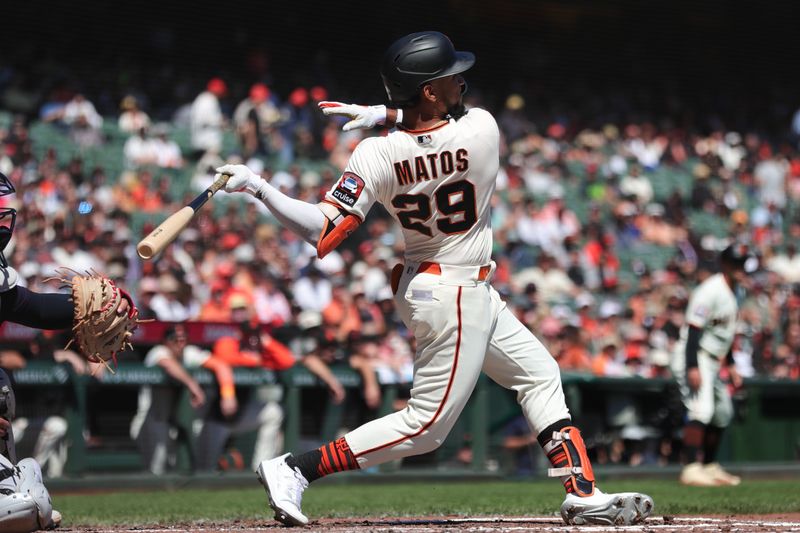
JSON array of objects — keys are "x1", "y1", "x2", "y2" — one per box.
[{"x1": 136, "y1": 173, "x2": 231, "y2": 260}]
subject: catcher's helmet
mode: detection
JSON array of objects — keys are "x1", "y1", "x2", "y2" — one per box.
[
  {"x1": 0, "y1": 173, "x2": 16, "y2": 269},
  {"x1": 380, "y1": 31, "x2": 475, "y2": 106}
]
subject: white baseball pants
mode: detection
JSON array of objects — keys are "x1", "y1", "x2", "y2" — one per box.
[
  {"x1": 345, "y1": 262, "x2": 569, "y2": 468},
  {"x1": 671, "y1": 346, "x2": 733, "y2": 427}
]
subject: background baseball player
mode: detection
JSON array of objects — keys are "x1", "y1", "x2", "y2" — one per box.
[
  {"x1": 0, "y1": 171, "x2": 139, "y2": 532},
  {"x1": 672, "y1": 244, "x2": 751, "y2": 486},
  {"x1": 216, "y1": 32, "x2": 653, "y2": 526}
]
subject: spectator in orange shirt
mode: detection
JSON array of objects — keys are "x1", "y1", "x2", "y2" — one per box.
[
  {"x1": 194, "y1": 300, "x2": 294, "y2": 471},
  {"x1": 322, "y1": 281, "x2": 360, "y2": 342},
  {"x1": 556, "y1": 325, "x2": 592, "y2": 372},
  {"x1": 198, "y1": 280, "x2": 232, "y2": 322}
]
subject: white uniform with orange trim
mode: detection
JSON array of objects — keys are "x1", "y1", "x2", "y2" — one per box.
[{"x1": 324, "y1": 108, "x2": 569, "y2": 467}]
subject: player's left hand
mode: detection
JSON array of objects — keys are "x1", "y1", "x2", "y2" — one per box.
[
  {"x1": 319, "y1": 101, "x2": 386, "y2": 131},
  {"x1": 0, "y1": 417, "x2": 9, "y2": 439},
  {"x1": 729, "y1": 365, "x2": 743, "y2": 389}
]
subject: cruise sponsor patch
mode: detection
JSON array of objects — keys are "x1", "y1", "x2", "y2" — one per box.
[{"x1": 332, "y1": 172, "x2": 364, "y2": 207}]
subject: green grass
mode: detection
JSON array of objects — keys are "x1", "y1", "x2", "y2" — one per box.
[{"x1": 54, "y1": 479, "x2": 800, "y2": 526}]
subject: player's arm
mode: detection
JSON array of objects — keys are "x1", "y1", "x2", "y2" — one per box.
[
  {"x1": 216, "y1": 162, "x2": 369, "y2": 259},
  {"x1": 157, "y1": 356, "x2": 205, "y2": 408},
  {"x1": 0, "y1": 286, "x2": 74, "y2": 330},
  {"x1": 318, "y1": 102, "x2": 401, "y2": 131}
]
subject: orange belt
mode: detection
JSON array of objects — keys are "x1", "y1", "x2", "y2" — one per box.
[{"x1": 417, "y1": 261, "x2": 491, "y2": 281}]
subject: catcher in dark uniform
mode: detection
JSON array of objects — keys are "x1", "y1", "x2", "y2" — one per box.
[{"x1": 0, "y1": 172, "x2": 141, "y2": 532}]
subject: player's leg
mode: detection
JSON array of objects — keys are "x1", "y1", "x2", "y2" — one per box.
[
  {"x1": 673, "y1": 350, "x2": 718, "y2": 486},
  {"x1": 230, "y1": 397, "x2": 283, "y2": 469},
  {"x1": 1, "y1": 456, "x2": 58, "y2": 532},
  {"x1": 703, "y1": 372, "x2": 739, "y2": 485},
  {"x1": 32, "y1": 416, "x2": 68, "y2": 478},
  {"x1": 258, "y1": 275, "x2": 493, "y2": 525},
  {"x1": 136, "y1": 411, "x2": 173, "y2": 475},
  {"x1": 481, "y1": 290, "x2": 653, "y2": 525},
  {"x1": 0, "y1": 452, "x2": 40, "y2": 533},
  {"x1": 194, "y1": 417, "x2": 233, "y2": 472}
]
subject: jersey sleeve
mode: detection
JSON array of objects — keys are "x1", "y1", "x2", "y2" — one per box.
[
  {"x1": 685, "y1": 284, "x2": 712, "y2": 329},
  {"x1": 324, "y1": 137, "x2": 388, "y2": 220},
  {"x1": 144, "y1": 345, "x2": 171, "y2": 367},
  {"x1": 182, "y1": 345, "x2": 211, "y2": 368}
]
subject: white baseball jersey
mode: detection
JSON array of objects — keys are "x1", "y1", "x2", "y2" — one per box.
[
  {"x1": 325, "y1": 108, "x2": 499, "y2": 266},
  {"x1": 329, "y1": 107, "x2": 570, "y2": 469},
  {"x1": 679, "y1": 273, "x2": 738, "y2": 358}
]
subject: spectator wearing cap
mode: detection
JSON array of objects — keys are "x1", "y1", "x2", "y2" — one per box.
[
  {"x1": 123, "y1": 127, "x2": 158, "y2": 169},
  {"x1": 47, "y1": 93, "x2": 104, "y2": 148},
  {"x1": 233, "y1": 83, "x2": 282, "y2": 159},
  {"x1": 292, "y1": 264, "x2": 332, "y2": 312},
  {"x1": 321, "y1": 280, "x2": 359, "y2": 342},
  {"x1": 581, "y1": 227, "x2": 620, "y2": 292},
  {"x1": 512, "y1": 253, "x2": 576, "y2": 305},
  {"x1": 190, "y1": 78, "x2": 227, "y2": 159},
  {"x1": 594, "y1": 300, "x2": 625, "y2": 347},
  {"x1": 136, "y1": 277, "x2": 160, "y2": 320},
  {"x1": 194, "y1": 300, "x2": 295, "y2": 471},
  {"x1": 198, "y1": 280, "x2": 233, "y2": 322},
  {"x1": 536, "y1": 188, "x2": 581, "y2": 265},
  {"x1": 252, "y1": 270, "x2": 292, "y2": 326},
  {"x1": 347, "y1": 332, "x2": 384, "y2": 410},
  {"x1": 150, "y1": 275, "x2": 192, "y2": 322},
  {"x1": 118, "y1": 95, "x2": 151, "y2": 135},
  {"x1": 639, "y1": 203, "x2": 686, "y2": 246},
  {"x1": 555, "y1": 325, "x2": 592, "y2": 373},
  {"x1": 150, "y1": 123, "x2": 183, "y2": 169},
  {"x1": 618, "y1": 164, "x2": 654, "y2": 207},
  {"x1": 592, "y1": 339, "x2": 626, "y2": 377},
  {"x1": 575, "y1": 293, "x2": 600, "y2": 339},
  {"x1": 129, "y1": 324, "x2": 206, "y2": 475},
  {"x1": 290, "y1": 310, "x2": 346, "y2": 405},
  {"x1": 622, "y1": 338, "x2": 650, "y2": 378}
]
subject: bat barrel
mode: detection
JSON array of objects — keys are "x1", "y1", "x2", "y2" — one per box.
[
  {"x1": 136, "y1": 173, "x2": 230, "y2": 261},
  {"x1": 137, "y1": 242, "x2": 157, "y2": 260}
]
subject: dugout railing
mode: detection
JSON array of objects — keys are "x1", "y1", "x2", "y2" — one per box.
[{"x1": 8, "y1": 361, "x2": 800, "y2": 476}]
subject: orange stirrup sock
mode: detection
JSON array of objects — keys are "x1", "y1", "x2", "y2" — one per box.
[
  {"x1": 286, "y1": 437, "x2": 360, "y2": 483},
  {"x1": 542, "y1": 426, "x2": 596, "y2": 497}
]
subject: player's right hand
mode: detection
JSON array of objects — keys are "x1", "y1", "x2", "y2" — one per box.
[
  {"x1": 216, "y1": 164, "x2": 264, "y2": 196},
  {"x1": 221, "y1": 395, "x2": 239, "y2": 417},
  {"x1": 0, "y1": 417, "x2": 9, "y2": 438},
  {"x1": 189, "y1": 385, "x2": 206, "y2": 408},
  {"x1": 687, "y1": 367, "x2": 702, "y2": 392},
  {"x1": 318, "y1": 101, "x2": 386, "y2": 131}
]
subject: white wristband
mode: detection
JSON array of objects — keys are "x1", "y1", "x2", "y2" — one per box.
[{"x1": 395, "y1": 108, "x2": 403, "y2": 125}]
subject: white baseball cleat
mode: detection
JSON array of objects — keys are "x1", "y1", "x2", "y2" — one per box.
[
  {"x1": 45, "y1": 509, "x2": 62, "y2": 529},
  {"x1": 256, "y1": 453, "x2": 309, "y2": 526},
  {"x1": 560, "y1": 488, "x2": 654, "y2": 526},
  {"x1": 704, "y1": 463, "x2": 741, "y2": 486},
  {"x1": 680, "y1": 462, "x2": 721, "y2": 487}
]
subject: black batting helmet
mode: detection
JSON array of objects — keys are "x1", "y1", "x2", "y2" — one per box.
[
  {"x1": 380, "y1": 31, "x2": 475, "y2": 106},
  {"x1": 720, "y1": 243, "x2": 757, "y2": 273}
]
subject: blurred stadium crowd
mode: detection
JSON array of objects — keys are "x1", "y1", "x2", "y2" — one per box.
[{"x1": 1, "y1": 62, "x2": 800, "y2": 473}]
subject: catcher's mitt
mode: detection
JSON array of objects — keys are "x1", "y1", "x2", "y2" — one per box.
[{"x1": 55, "y1": 270, "x2": 142, "y2": 367}]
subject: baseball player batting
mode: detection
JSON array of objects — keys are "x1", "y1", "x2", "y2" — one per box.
[
  {"x1": 0, "y1": 171, "x2": 140, "y2": 532},
  {"x1": 217, "y1": 31, "x2": 653, "y2": 526},
  {"x1": 672, "y1": 244, "x2": 751, "y2": 486}
]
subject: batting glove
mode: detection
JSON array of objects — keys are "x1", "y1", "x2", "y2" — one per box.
[
  {"x1": 216, "y1": 164, "x2": 266, "y2": 197},
  {"x1": 318, "y1": 101, "x2": 386, "y2": 131}
]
